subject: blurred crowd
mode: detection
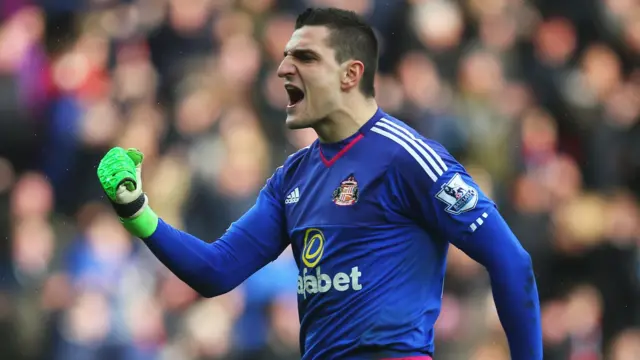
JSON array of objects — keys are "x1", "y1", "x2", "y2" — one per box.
[{"x1": 0, "y1": 0, "x2": 638, "y2": 359}]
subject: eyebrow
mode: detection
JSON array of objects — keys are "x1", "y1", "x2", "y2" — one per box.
[{"x1": 283, "y1": 48, "x2": 320, "y2": 59}]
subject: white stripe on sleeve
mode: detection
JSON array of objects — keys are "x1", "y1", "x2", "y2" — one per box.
[
  {"x1": 379, "y1": 118, "x2": 448, "y2": 171},
  {"x1": 375, "y1": 121, "x2": 443, "y2": 176},
  {"x1": 371, "y1": 126, "x2": 438, "y2": 182}
]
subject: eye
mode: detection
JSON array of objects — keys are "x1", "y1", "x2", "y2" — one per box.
[
  {"x1": 297, "y1": 53, "x2": 315, "y2": 62},
  {"x1": 288, "y1": 50, "x2": 318, "y2": 63}
]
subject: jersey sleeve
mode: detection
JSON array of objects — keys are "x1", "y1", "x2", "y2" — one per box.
[
  {"x1": 388, "y1": 138, "x2": 496, "y2": 243},
  {"x1": 218, "y1": 165, "x2": 290, "y2": 267},
  {"x1": 143, "y1": 166, "x2": 290, "y2": 297},
  {"x1": 388, "y1": 138, "x2": 543, "y2": 359}
]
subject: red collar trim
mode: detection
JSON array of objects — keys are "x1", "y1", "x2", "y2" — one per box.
[{"x1": 318, "y1": 133, "x2": 364, "y2": 167}]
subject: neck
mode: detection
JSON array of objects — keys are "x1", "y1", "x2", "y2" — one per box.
[{"x1": 313, "y1": 97, "x2": 379, "y2": 143}]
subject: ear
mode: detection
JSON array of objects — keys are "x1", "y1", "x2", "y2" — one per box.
[{"x1": 341, "y1": 60, "x2": 365, "y2": 92}]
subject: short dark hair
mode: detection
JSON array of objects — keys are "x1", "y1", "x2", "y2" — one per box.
[{"x1": 295, "y1": 7, "x2": 378, "y2": 98}]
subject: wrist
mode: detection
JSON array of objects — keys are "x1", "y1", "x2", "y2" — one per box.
[
  {"x1": 120, "y1": 196, "x2": 159, "y2": 238},
  {"x1": 111, "y1": 192, "x2": 146, "y2": 218}
]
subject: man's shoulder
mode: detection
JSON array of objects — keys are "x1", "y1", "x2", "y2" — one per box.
[
  {"x1": 369, "y1": 115, "x2": 454, "y2": 182},
  {"x1": 282, "y1": 144, "x2": 314, "y2": 172},
  {"x1": 264, "y1": 145, "x2": 314, "y2": 198},
  {"x1": 269, "y1": 144, "x2": 315, "y2": 186}
]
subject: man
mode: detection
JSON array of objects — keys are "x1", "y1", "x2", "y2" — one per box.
[{"x1": 97, "y1": 7, "x2": 543, "y2": 360}]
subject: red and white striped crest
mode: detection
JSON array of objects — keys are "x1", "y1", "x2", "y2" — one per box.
[{"x1": 332, "y1": 175, "x2": 359, "y2": 206}]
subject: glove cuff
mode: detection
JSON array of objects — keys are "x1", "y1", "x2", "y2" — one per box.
[
  {"x1": 120, "y1": 196, "x2": 159, "y2": 239},
  {"x1": 111, "y1": 192, "x2": 146, "y2": 218}
]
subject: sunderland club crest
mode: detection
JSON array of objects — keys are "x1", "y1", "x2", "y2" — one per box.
[{"x1": 332, "y1": 175, "x2": 359, "y2": 206}]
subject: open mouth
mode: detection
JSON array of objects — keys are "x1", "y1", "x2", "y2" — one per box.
[{"x1": 285, "y1": 84, "x2": 305, "y2": 108}]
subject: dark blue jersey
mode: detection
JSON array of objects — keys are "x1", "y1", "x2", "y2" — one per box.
[
  {"x1": 143, "y1": 108, "x2": 543, "y2": 360},
  {"x1": 268, "y1": 108, "x2": 495, "y2": 358}
]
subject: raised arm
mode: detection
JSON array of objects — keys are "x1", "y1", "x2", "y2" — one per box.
[{"x1": 97, "y1": 148, "x2": 290, "y2": 298}]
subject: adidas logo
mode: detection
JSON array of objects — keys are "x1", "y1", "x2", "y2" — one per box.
[{"x1": 285, "y1": 187, "x2": 300, "y2": 204}]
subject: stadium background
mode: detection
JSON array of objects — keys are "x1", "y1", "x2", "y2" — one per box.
[{"x1": 0, "y1": 0, "x2": 638, "y2": 359}]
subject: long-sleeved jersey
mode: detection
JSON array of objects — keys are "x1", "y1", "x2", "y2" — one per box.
[{"x1": 142, "y1": 108, "x2": 543, "y2": 360}]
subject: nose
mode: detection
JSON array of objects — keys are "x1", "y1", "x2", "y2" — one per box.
[{"x1": 277, "y1": 57, "x2": 296, "y2": 79}]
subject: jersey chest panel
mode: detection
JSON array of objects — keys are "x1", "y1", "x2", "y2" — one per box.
[{"x1": 283, "y1": 154, "x2": 391, "y2": 236}]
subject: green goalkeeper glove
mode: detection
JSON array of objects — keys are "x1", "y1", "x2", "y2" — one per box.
[{"x1": 97, "y1": 147, "x2": 158, "y2": 238}]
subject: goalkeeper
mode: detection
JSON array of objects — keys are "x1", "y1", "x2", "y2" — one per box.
[{"x1": 97, "y1": 7, "x2": 542, "y2": 360}]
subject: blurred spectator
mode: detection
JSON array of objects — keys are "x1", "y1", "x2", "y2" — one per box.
[{"x1": 0, "y1": 0, "x2": 636, "y2": 359}]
